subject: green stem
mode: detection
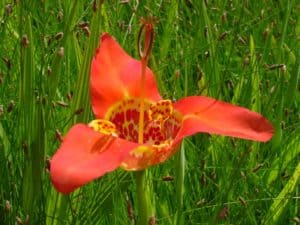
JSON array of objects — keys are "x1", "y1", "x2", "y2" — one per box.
[
  {"x1": 174, "y1": 141, "x2": 185, "y2": 225},
  {"x1": 173, "y1": 48, "x2": 188, "y2": 225},
  {"x1": 136, "y1": 170, "x2": 152, "y2": 225}
]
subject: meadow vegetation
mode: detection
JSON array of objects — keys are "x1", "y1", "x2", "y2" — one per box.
[{"x1": 0, "y1": 0, "x2": 299, "y2": 224}]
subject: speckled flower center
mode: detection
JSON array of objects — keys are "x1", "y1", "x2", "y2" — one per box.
[{"x1": 89, "y1": 98, "x2": 182, "y2": 147}]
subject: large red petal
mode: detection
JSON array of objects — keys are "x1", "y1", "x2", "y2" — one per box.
[
  {"x1": 91, "y1": 33, "x2": 161, "y2": 118},
  {"x1": 50, "y1": 124, "x2": 138, "y2": 194},
  {"x1": 173, "y1": 96, "x2": 274, "y2": 143}
]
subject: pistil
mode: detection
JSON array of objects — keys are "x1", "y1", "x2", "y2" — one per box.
[
  {"x1": 138, "y1": 57, "x2": 147, "y2": 144},
  {"x1": 136, "y1": 18, "x2": 155, "y2": 225},
  {"x1": 137, "y1": 18, "x2": 154, "y2": 145}
]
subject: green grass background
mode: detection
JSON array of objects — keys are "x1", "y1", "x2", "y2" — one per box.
[{"x1": 0, "y1": 0, "x2": 299, "y2": 224}]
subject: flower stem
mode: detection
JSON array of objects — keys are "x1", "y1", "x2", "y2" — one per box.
[
  {"x1": 136, "y1": 38, "x2": 151, "y2": 225},
  {"x1": 136, "y1": 18, "x2": 155, "y2": 225},
  {"x1": 174, "y1": 141, "x2": 185, "y2": 225},
  {"x1": 136, "y1": 170, "x2": 152, "y2": 225}
]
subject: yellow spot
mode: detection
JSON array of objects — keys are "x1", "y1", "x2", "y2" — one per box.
[
  {"x1": 149, "y1": 100, "x2": 173, "y2": 122},
  {"x1": 120, "y1": 162, "x2": 129, "y2": 169},
  {"x1": 88, "y1": 119, "x2": 118, "y2": 137},
  {"x1": 130, "y1": 146, "x2": 153, "y2": 158},
  {"x1": 154, "y1": 140, "x2": 172, "y2": 150}
]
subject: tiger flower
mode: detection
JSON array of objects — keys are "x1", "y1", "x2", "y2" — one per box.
[{"x1": 50, "y1": 33, "x2": 273, "y2": 194}]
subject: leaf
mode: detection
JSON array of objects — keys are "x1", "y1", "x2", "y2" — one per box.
[{"x1": 262, "y1": 162, "x2": 300, "y2": 225}]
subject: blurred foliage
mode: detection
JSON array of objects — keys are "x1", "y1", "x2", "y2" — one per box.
[{"x1": 0, "y1": 0, "x2": 299, "y2": 224}]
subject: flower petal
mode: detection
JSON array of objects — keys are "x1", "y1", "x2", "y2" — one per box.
[
  {"x1": 91, "y1": 33, "x2": 161, "y2": 118},
  {"x1": 50, "y1": 124, "x2": 138, "y2": 194},
  {"x1": 173, "y1": 96, "x2": 274, "y2": 143},
  {"x1": 121, "y1": 142, "x2": 181, "y2": 171}
]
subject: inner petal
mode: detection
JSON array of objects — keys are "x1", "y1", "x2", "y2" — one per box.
[
  {"x1": 105, "y1": 98, "x2": 182, "y2": 146},
  {"x1": 87, "y1": 120, "x2": 119, "y2": 154},
  {"x1": 144, "y1": 100, "x2": 173, "y2": 145},
  {"x1": 88, "y1": 119, "x2": 118, "y2": 137}
]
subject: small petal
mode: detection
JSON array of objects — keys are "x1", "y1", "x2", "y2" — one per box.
[
  {"x1": 50, "y1": 124, "x2": 138, "y2": 194},
  {"x1": 120, "y1": 141, "x2": 180, "y2": 170},
  {"x1": 173, "y1": 96, "x2": 273, "y2": 143},
  {"x1": 91, "y1": 33, "x2": 161, "y2": 118}
]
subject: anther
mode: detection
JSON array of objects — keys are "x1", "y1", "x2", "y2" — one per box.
[{"x1": 137, "y1": 17, "x2": 156, "y2": 60}]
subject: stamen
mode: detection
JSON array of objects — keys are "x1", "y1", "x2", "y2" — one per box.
[{"x1": 137, "y1": 18, "x2": 155, "y2": 145}]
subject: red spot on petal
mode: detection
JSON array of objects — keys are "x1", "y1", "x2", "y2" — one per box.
[
  {"x1": 128, "y1": 123, "x2": 134, "y2": 131},
  {"x1": 132, "y1": 110, "x2": 139, "y2": 124},
  {"x1": 124, "y1": 127, "x2": 128, "y2": 136},
  {"x1": 127, "y1": 112, "x2": 132, "y2": 121}
]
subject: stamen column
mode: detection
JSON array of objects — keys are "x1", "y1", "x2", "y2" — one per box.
[{"x1": 136, "y1": 18, "x2": 155, "y2": 225}]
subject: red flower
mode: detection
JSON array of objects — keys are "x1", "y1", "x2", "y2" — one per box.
[{"x1": 50, "y1": 33, "x2": 273, "y2": 193}]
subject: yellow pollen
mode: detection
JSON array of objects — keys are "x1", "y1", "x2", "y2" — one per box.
[
  {"x1": 88, "y1": 119, "x2": 118, "y2": 137},
  {"x1": 130, "y1": 146, "x2": 153, "y2": 158}
]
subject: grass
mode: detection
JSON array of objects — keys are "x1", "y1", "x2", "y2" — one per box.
[{"x1": 0, "y1": 0, "x2": 299, "y2": 224}]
